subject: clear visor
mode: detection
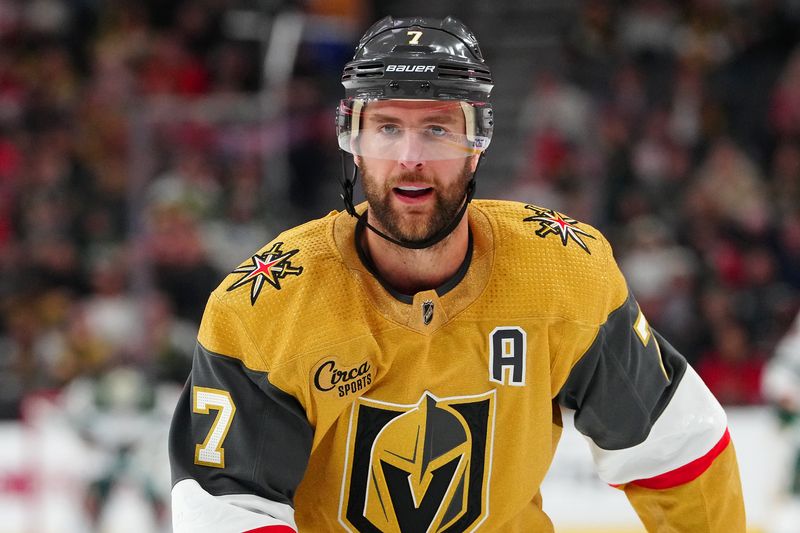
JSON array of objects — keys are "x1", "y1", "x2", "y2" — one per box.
[{"x1": 337, "y1": 98, "x2": 492, "y2": 161}]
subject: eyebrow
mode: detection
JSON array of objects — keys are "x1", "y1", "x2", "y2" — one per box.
[{"x1": 365, "y1": 112, "x2": 459, "y2": 126}]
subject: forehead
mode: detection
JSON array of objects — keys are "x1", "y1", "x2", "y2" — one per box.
[{"x1": 362, "y1": 99, "x2": 465, "y2": 123}]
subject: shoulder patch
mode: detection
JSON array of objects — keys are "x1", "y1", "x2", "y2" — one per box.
[
  {"x1": 227, "y1": 241, "x2": 304, "y2": 305},
  {"x1": 522, "y1": 205, "x2": 596, "y2": 254}
]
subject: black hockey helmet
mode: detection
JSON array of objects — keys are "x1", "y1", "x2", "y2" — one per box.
[
  {"x1": 341, "y1": 15, "x2": 493, "y2": 102},
  {"x1": 336, "y1": 16, "x2": 494, "y2": 249}
]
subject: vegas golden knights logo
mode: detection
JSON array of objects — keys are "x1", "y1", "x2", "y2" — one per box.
[{"x1": 339, "y1": 391, "x2": 495, "y2": 532}]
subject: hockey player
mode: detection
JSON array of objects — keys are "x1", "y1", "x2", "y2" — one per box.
[
  {"x1": 762, "y1": 311, "x2": 800, "y2": 533},
  {"x1": 169, "y1": 16, "x2": 746, "y2": 532}
]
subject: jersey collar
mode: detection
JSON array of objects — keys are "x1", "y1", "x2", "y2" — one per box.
[
  {"x1": 353, "y1": 215, "x2": 474, "y2": 305},
  {"x1": 332, "y1": 202, "x2": 495, "y2": 334}
]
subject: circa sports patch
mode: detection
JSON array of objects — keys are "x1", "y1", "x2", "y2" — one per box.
[
  {"x1": 226, "y1": 241, "x2": 303, "y2": 305},
  {"x1": 311, "y1": 356, "x2": 373, "y2": 399},
  {"x1": 522, "y1": 205, "x2": 596, "y2": 254}
]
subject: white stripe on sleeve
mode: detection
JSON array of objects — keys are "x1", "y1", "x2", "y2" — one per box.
[
  {"x1": 585, "y1": 365, "x2": 728, "y2": 485},
  {"x1": 172, "y1": 479, "x2": 297, "y2": 533}
]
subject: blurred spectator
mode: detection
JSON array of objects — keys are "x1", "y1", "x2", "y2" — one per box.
[
  {"x1": 564, "y1": 0, "x2": 617, "y2": 93},
  {"x1": 201, "y1": 155, "x2": 274, "y2": 273},
  {"x1": 770, "y1": 46, "x2": 800, "y2": 138},
  {"x1": 673, "y1": 0, "x2": 735, "y2": 70},
  {"x1": 777, "y1": 214, "x2": 800, "y2": 288},
  {"x1": 137, "y1": 32, "x2": 210, "y2": 97},
  {"x1": 667, "y1": 63, "x2": 705, "y2": 147},
  {"x1": 0, "y1": 289, "x2": 75, "y2": 416},
  {"x1": 147, "y1": 148, "x2": 222, "y2": 219},
  {"x1": 173, "y1": 1, "x2": 223, "y2": 58},
  {"x1": 509, "y1": 71, "x2": 596, "y2": 220},
  {"x1": 630, "y1": 109, "x2": 674, "y2": 190},
  {"x1": 208, "y1": 41, "x2": 258, "y2": 94},
  {"x1": 609, "y1": 63, "x2": 649, "y2": 126},
  {"x1": 80, "y1": 248, "x2": 142, "y2": 364},
  {"x1": 770, "y1": 141, "x2": 800, "y2": 218},
  {"x1": 735, "y1": 245, "x2": 798, "y2": 350},
  {"x1": 618, "y1": 215, "x2": 699, "y2": 356},
  {"x1": 686, "y1": 138, "x2": 770, "y2": 235},
  {"x1": 696, "y1": 319, "x2": 765, "y2": 405},
  {"x1": 618, "y1": 0, "x2": 677, "y2": 58},
  {"x1": 518, "y1": 70, "x2": 594, "y2": 147},
  {"x1": 16, "y1": 122, "x2": 89, "y2": 294},
  {"x1": 144, "y1": 203, "x2": 218, "y2": 323},
  {"x1": 286, "y1": 75, "x2": 337, "y2": 220},
  {"x1": 140, "y1": 292, "x2": 195, "y2": 383}
]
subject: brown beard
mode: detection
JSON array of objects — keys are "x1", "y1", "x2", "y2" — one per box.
[{"x1": 360, "y1": 159, "x2": 473, "y2": 244}]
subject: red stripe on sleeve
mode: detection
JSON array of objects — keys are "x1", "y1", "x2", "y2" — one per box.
[
  {"x1": 243, "y1": 526, "x2": 296, "y2": 533},
  {"x1": 625, "y1": 428, "x2": 731, "y2": 490}
]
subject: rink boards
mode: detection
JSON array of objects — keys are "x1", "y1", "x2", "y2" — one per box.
[{"x1": 0, "y1": 404, "x2": 788, "y2": 533}]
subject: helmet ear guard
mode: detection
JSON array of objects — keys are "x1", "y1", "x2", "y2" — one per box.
[{"x1": 460, "y1": 101, "x2": 494, "y2": 146}]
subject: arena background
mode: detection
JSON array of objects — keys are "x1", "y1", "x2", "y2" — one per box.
[{"x1": 0, "y1": 1, "x2": 798, "y2": 531}]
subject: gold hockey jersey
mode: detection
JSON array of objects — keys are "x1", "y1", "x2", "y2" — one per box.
[{"x1": 169, "y1": 200, "x2": 745, "y2": 532}]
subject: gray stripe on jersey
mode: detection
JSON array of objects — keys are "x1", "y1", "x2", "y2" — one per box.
[
  {"x1": 556, "y1": 293, "x2": 688, "y2": 450},
  {"x1": 169, "y1": 343, "x2": 313, "y2": 506}
]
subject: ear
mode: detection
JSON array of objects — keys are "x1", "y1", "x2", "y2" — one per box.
[
  {"x1": 468, "y1": 153, "x2": 481, "y2": 173},
  {"x1": 350, "y1": 135, "x2": 361, "y2": 163}
]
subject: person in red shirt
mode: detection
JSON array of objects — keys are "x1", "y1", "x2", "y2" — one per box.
[{"x1": 697, "y1": 319, "x2": 764, "y2": 404}]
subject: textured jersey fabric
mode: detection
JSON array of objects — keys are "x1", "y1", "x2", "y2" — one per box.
[{"x1": 169, "y1": 200, "x2": 745, "y2": 532}]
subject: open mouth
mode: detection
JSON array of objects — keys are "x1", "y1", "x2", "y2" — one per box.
[{"x1": 394, "y1": 185, "x2": 433, "y2": 199}]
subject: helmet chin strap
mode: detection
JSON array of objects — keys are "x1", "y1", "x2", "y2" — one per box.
[{"x1": 339, "y1": 152, "x2": 482, "y2": 250}]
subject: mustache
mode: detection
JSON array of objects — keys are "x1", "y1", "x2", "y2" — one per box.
[{"x1": 387, "y1": 173, "x2": 436, "y2": 187}]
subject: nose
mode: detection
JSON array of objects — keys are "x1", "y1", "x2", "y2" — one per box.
[{"x1": 397, "y1": 131, "x2": 426, "y2": 170}]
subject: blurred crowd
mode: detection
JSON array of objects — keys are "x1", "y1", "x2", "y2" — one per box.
[
  {"x1": 0, "y1": 0, "x2": 798, "y2": 419},
  {"x1": 0, "y1": 0, "x2": 366, "y2": 419},
  {"x1": 508, "y1": 0, "x2": 800, "y2": 406}
]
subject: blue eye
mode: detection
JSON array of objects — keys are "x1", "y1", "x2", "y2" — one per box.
[
  {"x1": 428, "y1": 126, "x2": 447, "y2": 137},
  {"x1": 379, "y1": 124, "x2": 400, "y2": 136}
]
